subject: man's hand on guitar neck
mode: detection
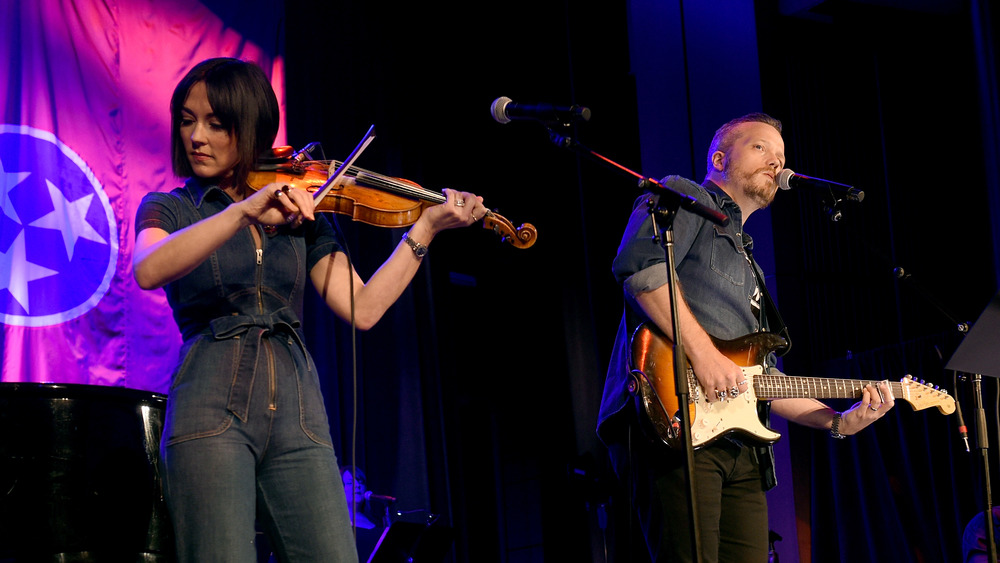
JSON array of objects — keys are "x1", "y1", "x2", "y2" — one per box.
[
  {"x1": 772, "y1": 381, "x2": 895, "y2": 436},
  {"x1": 837, "y1": 381, "x2": 896, "y2": 435}
]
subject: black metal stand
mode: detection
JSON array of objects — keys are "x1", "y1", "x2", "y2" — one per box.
[
  {"x1": 971, "y1": 373, "x2": 996, "y2": 562},
  {"x1": 546, "y1": 126, "x2": 728, "y2": 562},
  {"x1": 947, "y1": 292, "x2": 1000, "y2": 563},
  {"x1": 648, "y1": 197, "x2": 703, "y2": 560}
]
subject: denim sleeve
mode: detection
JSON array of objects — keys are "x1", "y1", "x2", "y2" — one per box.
[
  {"x1": 613, "y1": 175, "x2": 711, "y2": 293},
  {"x1": 304, "y1": 214, "x2": 346, "y2": 273},
  {"x1": 136, "y1": 191, "x2": 183, "y2": 235}
]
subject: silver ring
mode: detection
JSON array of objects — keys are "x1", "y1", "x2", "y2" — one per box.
[
  {"x1": 274, "y1": 190, "x2": 285, "y2": 200},
  {"x1": 730, "y1": 386, "x2": 740, "y2": 397},
  {"x1": 738, "y1": 379, "x2": 748, "y2": 386},
  {"x1": 716, "y1": 390, "x2": 726, "y2": 400},
  {"x1": 471, "y1": 212, "x2": 478, "y2": 222},
  {"x1": 870, "y1": 404, "x2": 880, "y2": 411},
  {"x1": 455, "y1": 199, "x2": 466, "y2": 207}
]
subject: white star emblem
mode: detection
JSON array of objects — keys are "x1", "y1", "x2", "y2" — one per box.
[
  {"x1": 0, "y1": 230, "x2": 59, "y2": 313},
  {"x1": 1, "y1": 157, "x2": 31, "y2": 223},
  {"x1": 28, "y1": 180, "x2": 108, "y2": 261}
]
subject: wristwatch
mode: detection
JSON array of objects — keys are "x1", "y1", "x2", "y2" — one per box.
[{"x1": 402, "y1": 233, "x2": 428, "y2": 258}]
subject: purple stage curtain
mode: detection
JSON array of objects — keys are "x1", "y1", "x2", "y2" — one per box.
[{"x1": 0, "y1": 0, "x2": 285, "y2": 393}]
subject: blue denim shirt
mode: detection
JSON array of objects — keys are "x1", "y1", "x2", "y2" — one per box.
[
  {"x1": 136, "y1": 179, "x2": 344, "y2": 443},
  {"x1": 597, "y1": 176, "x2": 764, "y2": 440}
]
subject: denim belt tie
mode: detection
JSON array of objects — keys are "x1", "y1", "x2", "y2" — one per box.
[{"x1": 209, "y1": 307, "x2": 305, "y2": 422}]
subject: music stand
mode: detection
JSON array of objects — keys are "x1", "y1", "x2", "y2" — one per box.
[
  {"x1": 946, "y1": 291, "x2": 1000, "y2": 562},
  {"x1": 947, "y1": 292, "x2": 1000, "y2": 377}
]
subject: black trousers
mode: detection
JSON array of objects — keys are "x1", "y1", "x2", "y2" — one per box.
[{"x1": 608, "y1": 421, "x2": 769, "y2": 563}]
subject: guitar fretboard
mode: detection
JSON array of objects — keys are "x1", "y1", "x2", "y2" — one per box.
[{"x1": 754, "y1": 374, "x2": 903, "y2": 400}]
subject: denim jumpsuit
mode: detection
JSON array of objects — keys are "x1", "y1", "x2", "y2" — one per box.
[{"x1": 137, "y1": 179, "x2": 358, "y2": 562}]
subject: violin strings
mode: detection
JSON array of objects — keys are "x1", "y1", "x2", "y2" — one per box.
[{"x1": 321, "y1": 160, "x2": 446, "y2": 204}]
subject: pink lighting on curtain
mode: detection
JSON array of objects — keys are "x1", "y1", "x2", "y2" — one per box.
[{"x1": 0, "y1": 0, "x2": 285, "y2": 393}]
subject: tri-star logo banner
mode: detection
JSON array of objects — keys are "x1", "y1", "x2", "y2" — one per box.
[
  {"x1": 1, "y1": 125, "x2": 118, "y2": 327},
  {"x1": 0, "y1": 0, "x2": 284, "y2": 391}
]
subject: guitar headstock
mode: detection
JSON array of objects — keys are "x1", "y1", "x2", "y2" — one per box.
[{"x1": 898, "y1": 375, "x2": 956, "y2": 415}]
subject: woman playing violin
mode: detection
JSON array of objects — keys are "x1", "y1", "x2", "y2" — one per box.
[{"x1": 133, "y1": 57, "x2": 486, "y2": 562}]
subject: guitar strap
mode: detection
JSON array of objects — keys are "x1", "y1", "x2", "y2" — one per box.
[
  {"x1": 745, "y1": 239, "x2": 792, "y2": 357},
  {"x1": 744, "y1": 239, "x2": 785, "y2": 491}
]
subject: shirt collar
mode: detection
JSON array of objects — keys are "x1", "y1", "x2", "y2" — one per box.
[
  {"x1": 700, "y1": 180, "x2": 738, "y2": 210},
  {"x1": 702, "y1": 180, "x2": 753, "y2": 249},
  {"x1": 185, "y1": 177, "x2": 229, "y2": 208},
  {"x1": 703, "y1": 180, "x2": 745, "y2": 220}
]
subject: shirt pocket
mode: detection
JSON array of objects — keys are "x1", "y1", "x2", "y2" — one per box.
[{"x1": 709, "y1": 225, "x2": 747, "y2": 287}]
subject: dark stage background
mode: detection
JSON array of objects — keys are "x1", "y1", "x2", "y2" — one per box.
[
  {"x1": 282, "y1": 0, "x2": 1000, "y2": 561},
  {"x1": 1, "y1": 0, "x2": 998, "y2": 562}
]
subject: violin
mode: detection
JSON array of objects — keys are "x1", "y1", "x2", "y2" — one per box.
[{"x1": 247, "y1": 146, "x2": 537, "y2": 249}]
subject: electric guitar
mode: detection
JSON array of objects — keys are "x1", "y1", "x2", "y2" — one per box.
[{"x1": 629, "y1": 323, "x2": 957, "y2": 450}]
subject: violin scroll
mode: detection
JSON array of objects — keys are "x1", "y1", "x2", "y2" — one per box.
[{"x1": 483, "y1": 211, "x2": 537, "y2": 249}]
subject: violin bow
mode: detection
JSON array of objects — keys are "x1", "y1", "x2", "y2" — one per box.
[{"x1": 313, "y1": 124, "x2": 376, "y2": 203}]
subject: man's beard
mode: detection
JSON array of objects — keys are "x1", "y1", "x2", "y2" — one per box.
[{"x1": 723, "y1": 163, "x2": 777, "y2": 209}]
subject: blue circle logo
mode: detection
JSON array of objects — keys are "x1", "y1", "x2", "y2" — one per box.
[{"x1": 0, "y1": 125, "x2": 118, "y2": 327}]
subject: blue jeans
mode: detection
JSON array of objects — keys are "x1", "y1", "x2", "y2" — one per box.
[{"x1": 161, "y1": 332, "x2": 358, "y2": 562}]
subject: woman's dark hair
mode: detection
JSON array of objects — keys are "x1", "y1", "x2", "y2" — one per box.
[{"x1": 169, "y1": 57, "x2": 279, "y2": 187}]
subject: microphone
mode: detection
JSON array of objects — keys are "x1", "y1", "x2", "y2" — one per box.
[
  {"x1": 292, "y1": 142, "x2": 322, "y2": 164},
  {"x1": 491, "y1": 96, "x2": 591, "y2": 125},
  {"x1": 776, "y1": 169, "x2": 864, "y2": 202},
  {"x1": 364, "y1": 491, "x2": 397, "y2": 504}
]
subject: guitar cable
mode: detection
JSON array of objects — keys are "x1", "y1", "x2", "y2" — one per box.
[
  {"x1": 953, "y1": 369, "x2": 970, "y2": 453},
  {"x1": 939, "y1": 345, "x2": 970, "y2": 453},
  {"x1": 323, "y1": 211, "x2": 361, "y2": 541}
]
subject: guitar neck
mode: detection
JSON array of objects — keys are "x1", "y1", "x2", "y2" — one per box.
[{"x1": 754, "y1": 373, "x2": 901, "y2": 400}]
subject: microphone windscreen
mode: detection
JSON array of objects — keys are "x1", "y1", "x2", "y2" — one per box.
[
  {"x1": 491, "y1": 96, "x2": 512, "y2": 124},
  {"x1": 776, "y1": 168, "x2": 795, "y2": 190}
]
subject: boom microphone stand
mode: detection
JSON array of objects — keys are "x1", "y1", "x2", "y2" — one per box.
[{"x1": 545, "y1": 126, "x2": 728, "y2": 562}]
